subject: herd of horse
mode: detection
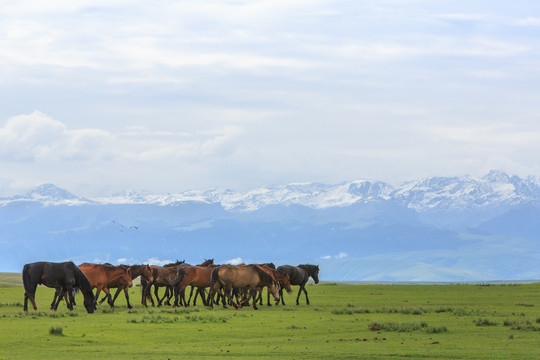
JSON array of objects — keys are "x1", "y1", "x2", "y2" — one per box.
[{"x1": 22, "y1": 259, "x2": 320, "y2": 313}]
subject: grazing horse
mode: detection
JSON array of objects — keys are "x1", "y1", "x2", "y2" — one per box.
[
  {"x1": 209, "y1": 264, "x2": 280, "y2": 310},
  {"x1": 22, "y1": 261, "x2": 95, "y2": 313},
  {"x1": 78, "y1": 263, "x2": 133, "y2": 308},
  {"x1": 142, "y1": 266, "x2": 186, "y2": 307},
  {"x1": 276, "y1": 264, "x2": 319, "y2": 305},
  {"x1": 99, "y1": 264, "x2": 154, "y2": 308}
]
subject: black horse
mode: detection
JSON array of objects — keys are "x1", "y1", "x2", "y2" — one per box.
[
  {"x1": 22, "y1": 261, "x2": 95, "y2": 313},
  {"x1": 276, "y1": 264, "x2": 319, "y2": 305}
]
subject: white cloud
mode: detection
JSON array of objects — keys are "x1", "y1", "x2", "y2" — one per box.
[
  {"x1": 321, "y1": 253, "x2": 347, "y2": 260},
  {"x1": 1, "y1": 1, "x2": 540, "y2": 194},
  {"x1": 145, "y1": 257, "x2": 173, "y2": 266},
  {"x1": 0, "y1": 111, "x2": 112, "y2": 161},
  {"x1": 226, "y1": 257, "x2": 243, "y2": 265}
]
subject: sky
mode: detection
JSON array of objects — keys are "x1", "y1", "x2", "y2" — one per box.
[{"x1": 1, "y1": 0, "x2": 540, "y2": 197}]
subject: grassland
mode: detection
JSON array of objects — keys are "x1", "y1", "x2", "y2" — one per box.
[{"x1": 0, "y1": 272, "x2": 539, "y2": 359}]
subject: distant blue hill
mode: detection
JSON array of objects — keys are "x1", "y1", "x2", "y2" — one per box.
[{"x1": 1, "y1": 171, "x2": 540, "y2": 281}]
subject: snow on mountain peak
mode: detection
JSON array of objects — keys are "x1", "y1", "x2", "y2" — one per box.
[
  {"x1": 2, "y1": 171, "x2": 539, "y2": 211},
  {"x1": 27, "y1": 184, "x2": 78, "y2": 200}
]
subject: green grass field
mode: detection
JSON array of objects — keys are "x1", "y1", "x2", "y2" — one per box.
[{"x1": 1, "y1": 273, "x2": 539, "y2": 359}]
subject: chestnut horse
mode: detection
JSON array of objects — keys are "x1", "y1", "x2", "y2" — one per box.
[
  {"x1": 257, "y1": 265, "x2": 293, "y2": 306},
  {"x1": 209, "y1": 264, "x2": 280, "y2": 310},
  {"x1": 99, "y1": 264, "x2": 154, "y2": 308},
  {"x1": 78, "y1": 263, "x2": 133, "y2": 308},
  {"x1": 22, "y1": 261, "x2": 95, "y2": 313},
  {"x1": 176, "y1": 264, "x2": 217, "y2": 306}
]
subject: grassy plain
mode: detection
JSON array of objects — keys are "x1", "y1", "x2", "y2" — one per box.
[{"x1": 0, "y1": 273, "x2": 539, "y2": 359}]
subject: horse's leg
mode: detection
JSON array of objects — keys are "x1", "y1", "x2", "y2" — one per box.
[
  {"x1": 154, "y1": 285, "x2": 162, "y2": 307},
  {"x1": 143, "y1": 283, "x2": 154, "y2": 307},
  {"x1": 101, "y1": 288, "x2": 114, "y2": 308},
  {"x1": 167, "y1": 286, "x2": 174, "y2": 306},
  {"x1": 110, "y1": 287, "x2": 123, "y2": 307},
  {"x1": 123, "y1": 287, "x2": 132, "y2": 309},
  {"x1": 141, "y1": 280, "x2": 147, "y2": 306},
  {"x1": 208, "y1": 287, "x2": 214, "y2": 308},
  {"x1": 143, "y1": 283, "x2": 155, "y2": 307},
  {"x1": 51, "y1": 289, "x2": 59, "y2": 310},
  {"x1": 65, "y1": 286, "x2": 74, "y2": 310},
  {"x1": 94, "y1": 287, "x2": 103, "y2": 308},
  {"x1": 53, "y1": 288, "x2": 66, "y2": 311},
  {"x1": 68, "y1": 288, "x2": 76, "y2": 309},
  {"x1": 255, "y1": 288, "x2": 262, "y2": 305},
  {"x1": 187, "y1": 286, "x2": 195, "y2": 306},
  {"x1": 249, "y1": 288, "x2": 258, "y2": 310},
  {"x1": 303, "y1": 286, "x2": 310, "y2": 305},
  {"x1": 279, "y1": 288, "x2": 285, "y2": 305},
  {"x1": 295, "y1": 285, "x2": 303, "y2": 305},
  {"x1": 225, "y1": 285, "x2": 238, "y2": 309},
  {"x1": 198, "y1": 288, "x2": 207, "y2": 306},
  {"x1": 267, "y1": 288, "x2": 272, "y2": 306}
]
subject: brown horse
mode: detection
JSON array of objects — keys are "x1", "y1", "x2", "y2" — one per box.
[
  {"x1": 257, "y1": 265, "x2": 293, "y2": 306},
  {"x1": 176, "y1": 265, "x2": 217, "y2": 306},
  {"x1": 99, "y1": 264, "x2": 154, "y2": 308},
  {"x1": 209, "y1": 264, "x2": 280, "y2": 310},
  {"x1": 78, "y1": 263, "x2": 133, "y2": 308},
  {"x1": 142, "y1": 265, "x2": 186, "y2": 307}
]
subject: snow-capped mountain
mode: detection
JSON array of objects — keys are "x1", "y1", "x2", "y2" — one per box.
[
  {"x1": 2, "y1": 170, "x2": 540, "y2": 281},
  {"x1": 3, "y1": 170, "x2": 538, "y2": 212}
]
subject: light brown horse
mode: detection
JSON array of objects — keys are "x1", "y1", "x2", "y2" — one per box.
[
  {"x1": 78, "y1": 263, "x2": 133, "y2": 308},
  {"x1": 99, "y1": 264, "x2": 154, "y2": 308},
  {"x1": 209, "y1": 264, "x2": 280, "y2": 310}
]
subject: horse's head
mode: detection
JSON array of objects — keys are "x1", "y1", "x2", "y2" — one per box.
[
  {"x1": 121, "y1": 269, "x2": 133, "y2": 287},
  {"x1": 268, "y1": 281, "x2": 281, "y2": 302},
  {"x1": 280, "y1": 274, "x2": 293, "y2": 294},
  {"x1": 83, "y1": 293, "x2": 95, "y2": 314},
  {"x1": 312, "y1": 265, "x2": 320, "y2": 284},
  {"x1": 142, "y1": 264, "x2": 154, "y2": 282}
]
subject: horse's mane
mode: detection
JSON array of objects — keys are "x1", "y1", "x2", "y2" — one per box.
[
  {"x1": 164, "y1": 260, "x2": 186, "y2": 267},
  {"x1": 298, "y1": 264, "x2": 319, "y2": 277},
  {"x1": 252, "y1": 265, "x2": 275, "y2": 285},
  {"x1": 74, "y1": 266, "x2": 94, "y2": 296}
]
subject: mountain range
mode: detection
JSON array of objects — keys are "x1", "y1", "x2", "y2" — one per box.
[{"x1": 1, "y1": 170, "x2": 539, "y2": 281}]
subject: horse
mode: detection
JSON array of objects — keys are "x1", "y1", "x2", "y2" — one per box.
[
  {"x1": 209, "y1": 264, "x2": 280, "y2": 310},
  {"x1": 276, "y1": 264, "x2": 319, "y2": 305},
  {"x1": 78, "y1": 263, "x2": 133, "y2": 308},
  {"x1": 22, "y1": 261, "x2": 95, "y2": 313},
  {"x1": 142, "y1": 265, "x2": 186, "y2": 307},
  {"x1": 257, "y1": 265, "x2": 293, "y2": 306},
  {"x1": 99, "y1": 264, "x2": 154, "y2": 308},
  {"x1": 176, "y1": 264, "x2": 217, "y2": 306}
]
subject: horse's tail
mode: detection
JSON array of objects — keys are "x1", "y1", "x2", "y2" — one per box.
[
  {"x1": 141, "y1": 277, "x2": 148, "y2": 293},
  {"x1": 170, "y1": 267, "x2": 186, "y2": 287},
  {"x1": 210, "y1": 267, "x2": 220, "y2": 288},
  {"x1": 22, "y1": 264, "x2": 36, "y2": 296}
]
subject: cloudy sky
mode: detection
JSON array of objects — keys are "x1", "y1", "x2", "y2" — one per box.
[{"x1": 1, "y1": 0, "x2": 539, "y2": 196}]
